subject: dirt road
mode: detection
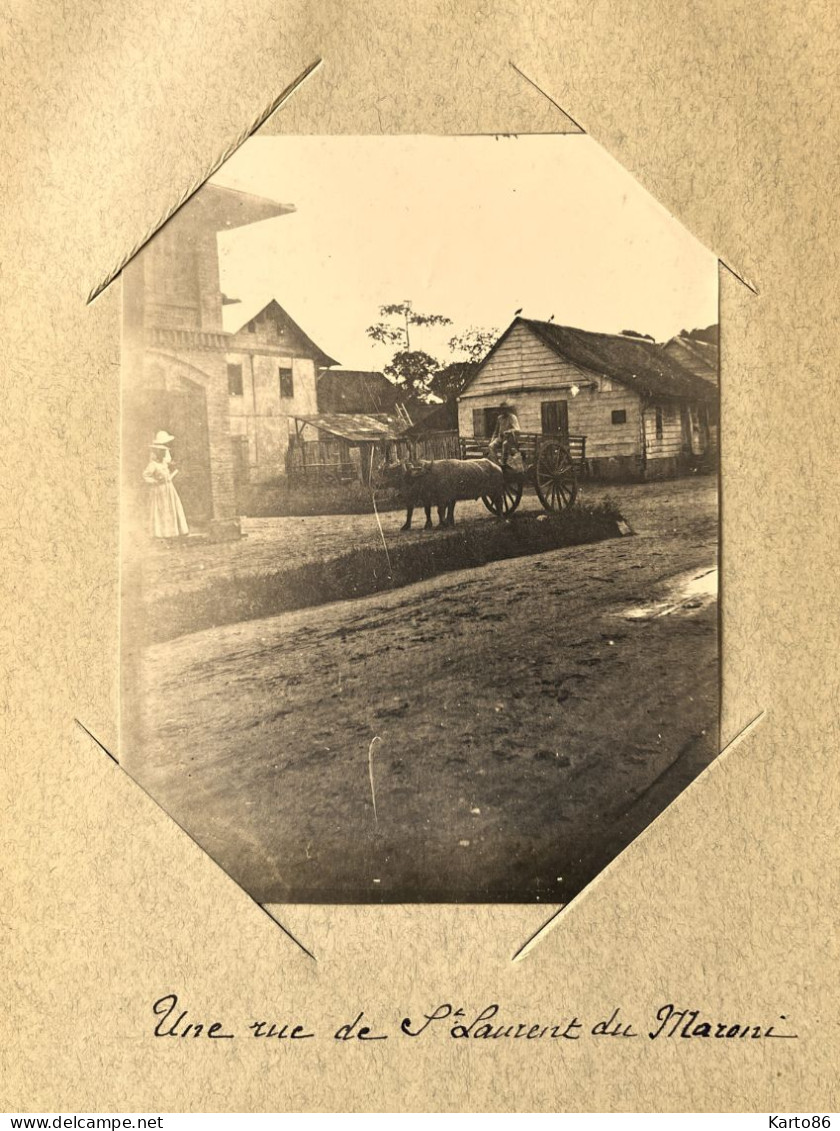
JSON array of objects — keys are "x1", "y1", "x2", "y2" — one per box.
[
  {"x1": 141, "y1": 478, "x2": 702, "y2": 600},
  {"x1": 129, "y1": 478, "x2": 718, "y2": 903}
]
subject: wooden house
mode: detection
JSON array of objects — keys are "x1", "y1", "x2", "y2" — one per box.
[
  {"x1": 223, "y1": 299, "x2": 338, "y2": 484},
  {"x1": 662, "y1": 330, "x2": 719, "y2": 385},
  {"x1": 662, "y1": 329, "x2": 719, "y2": 452},
  {"x1": 458, "y1": 318, "x2": 719, "y2": 480}
]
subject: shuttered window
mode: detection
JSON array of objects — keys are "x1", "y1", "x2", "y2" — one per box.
[
  {"x1": 227, "y1": 363, "x2": 243, "y2": 397},
  {"x1": 483, "y1": 407, "x2": 502, "y2": 437},
  {"x1": 279, "y1": 366, "x2": 294, "y2": 399},
  {"x1": 541, "y1": 400, "x2": 569, "y2": 437},
  {"x1": 472, "y1": 409, "x2": 485, "y2": 437}
]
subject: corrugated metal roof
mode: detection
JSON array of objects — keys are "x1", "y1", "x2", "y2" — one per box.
[{"x1": 292, "y1": 413, "x2": 406, "y2": 442}]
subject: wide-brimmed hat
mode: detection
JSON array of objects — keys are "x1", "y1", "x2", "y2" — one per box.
[
  {"x1": 499, "y1": 401, "x2": 515, "y2": 410},
  {"x1": 153, "y1": 430, "x2": 175, "y2": 445}
]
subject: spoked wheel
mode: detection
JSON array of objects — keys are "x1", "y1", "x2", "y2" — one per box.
[
  {"x1": 534, "y1": 443, "x2": 578, "y2": 511},
  {"x1": 482, "y1": 477, "x2": 523, "y2": 516}
]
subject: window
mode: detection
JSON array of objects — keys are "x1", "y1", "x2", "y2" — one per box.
[
  {"x1": 472, "y1": 409, "x2": 486, "y2": 438},
  {"x1": 247, "y1": 321, "x2": 256, "y2": 333},
  {"x1": 541, "y1": 400, "x2": 569, "y2": 437},
  {"x1": 227, "y1": 362, "x2": 243, "y2": 397},
  {"x1": 611, "y1": 409, "x2": 627, "y2": 425},
  {"x1": 279, "y1": 366, "x2": 294, "y2": 399},
  {"x1": 655, "y1": 407, "x2": 663, "y2": 439},
  {"x1": 483, "y1": 407, "x2": 502, "y2": 437}
]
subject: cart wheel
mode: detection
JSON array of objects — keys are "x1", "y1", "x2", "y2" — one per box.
[
  {"x1": 482, "y1": 479, "x2": 523, "y2": 516},
  {"x1": 534, "y1": 443, "x2": 578, "y2": 511}
]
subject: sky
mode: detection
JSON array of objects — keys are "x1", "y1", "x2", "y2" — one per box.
[{"x1": 211, "y1": 135, "x2": 718, "y2": 372}]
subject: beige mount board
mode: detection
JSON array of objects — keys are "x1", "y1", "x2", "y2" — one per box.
[{"x1": 2, "y1": 0, "x2": 838, "y2": 1114}]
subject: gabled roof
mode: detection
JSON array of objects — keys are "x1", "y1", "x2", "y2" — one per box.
[
  {"x1": 463, "y1": 318, "x2": 717, "y2": 402},
  {"x1": 316, "y1": 369, "x2": 403, "y2": 415},
  {"x1": 224, "y1": 299, "x2": 338, "y2": 368},
  {"x1": 662, "y1": 334, "x2": 719, "y2": 385}
]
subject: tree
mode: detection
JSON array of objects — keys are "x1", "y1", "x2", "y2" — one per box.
[
  {"x1": 365, "y1": 301, "x2": 453, "y2": 403},
  {"x1": 447, "y1": 326, "x2": 498, "y2": 363},
  {"x1": 427, "y1": 325, "x2": 499, "y2": 401},
  {"x1": 687, "y1": 324, "x2": 719, "y2": 345},
  {"x1": 383, "y1": 349, "x2": 441, "y2": 401},
  {"x1": 427, "y1": 361, "x2": 477, "y2": 402},
  {"x1": 366, "y1": 301, "x2": 452, "y2": 352},
  {"x1": 366, "y1": 302, "x2": 499, "y2": 404}
]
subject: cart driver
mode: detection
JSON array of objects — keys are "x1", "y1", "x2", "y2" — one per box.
[{"x1": 488, "y1": 401, "x2": 521, "y2": 466}]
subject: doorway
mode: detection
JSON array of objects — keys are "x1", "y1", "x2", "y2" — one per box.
[
  {"x1": 123, "y1": 381, "x2": 213, "y2": 527},
  {"x1": 540, "y1": 399, "x2": 569, "y2": 439}
]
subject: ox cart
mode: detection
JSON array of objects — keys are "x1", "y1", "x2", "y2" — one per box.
[{"x1": 458, "y1": 432, "x2": 587, "y2": 517}]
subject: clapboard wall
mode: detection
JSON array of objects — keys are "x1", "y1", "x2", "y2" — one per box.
[
  {"x1": 458, "y1": 323, "x2": 643, "y2": 459},
  {"x1": 642, "y1": 402, "x2": 683, "y2": 459}
]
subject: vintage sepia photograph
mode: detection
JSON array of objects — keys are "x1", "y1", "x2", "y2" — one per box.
[{"x1": 120, "y1": 134, "x2": 720, "y2": 904}]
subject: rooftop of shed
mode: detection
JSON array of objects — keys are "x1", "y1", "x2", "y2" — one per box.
[{"x1": 292, "y1": 412, "x2": 407, "y2": 443}]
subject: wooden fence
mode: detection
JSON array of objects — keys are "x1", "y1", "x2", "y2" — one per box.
[
  {"x1": 285, "y1": 431, "x2": 461, "y2": 481},
  {"x1": 459, "y1": 432, "x2": 588, "y2": 469},
  {"x1": 285, "y1": 437, "x2": 357, "y2": 482},
  {"x1": 411, "y1": 431, "x2": 461, "y2": 460}
]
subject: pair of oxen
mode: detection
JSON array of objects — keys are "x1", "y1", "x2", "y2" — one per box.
[{"x1": 378, "y1": 457, "x2": 505, "y2": 530}]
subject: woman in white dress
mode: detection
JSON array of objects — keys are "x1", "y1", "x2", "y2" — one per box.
[{"x1": 143, "y1": 436, "x2": 189, "y2": 540}]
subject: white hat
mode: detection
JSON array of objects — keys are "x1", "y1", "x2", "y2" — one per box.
[{"x1": 153, "y1": 430, "x2": 175, "y2": 445}]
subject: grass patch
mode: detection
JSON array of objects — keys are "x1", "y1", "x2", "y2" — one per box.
[
  {"x1": 240, "y1": 480, "x2": 404, "y2": 517},
  {"x1": 146, "y1": 500, "x2": 627, "y2": 644}
]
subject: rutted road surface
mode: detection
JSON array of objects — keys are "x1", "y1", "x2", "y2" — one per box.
[{"x1": 129, "y1": 478, "x2": 718, "y2": 903}]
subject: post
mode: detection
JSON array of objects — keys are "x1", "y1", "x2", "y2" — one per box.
[{"x1": 250, "y1": 353, "x2": 259, "y2": 472}]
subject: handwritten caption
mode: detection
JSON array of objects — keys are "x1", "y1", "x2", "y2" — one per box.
[{"x1": 152, "y1": 994, "x2": 798, "y2": 1044}]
